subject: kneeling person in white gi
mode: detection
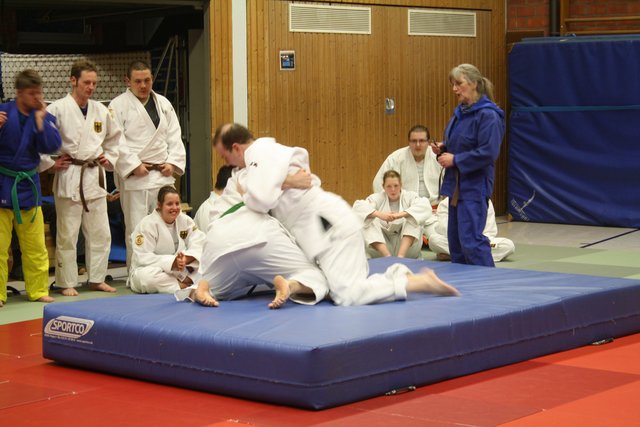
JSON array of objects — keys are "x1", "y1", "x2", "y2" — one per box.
[
  {"x1": 427, "y1": 198, "x2": 515, "y2": 262},
  {"x1": 129, "y1": 186, "x2": 204, "y2": 293},
  {"x1": 354, "y1": 170, "x2": 431, "y2": 259},
  {"x1": 177, "y1": 123, "x2": 329, "y2": 309}
]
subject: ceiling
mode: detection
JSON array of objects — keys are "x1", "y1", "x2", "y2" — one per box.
[{"x1": 1, "y1": 0, "x2": 205, "y2": 51}]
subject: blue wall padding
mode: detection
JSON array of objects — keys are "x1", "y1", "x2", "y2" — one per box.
[{"x1": 508, "y1": 36, "x2": 640, "y2": 227}]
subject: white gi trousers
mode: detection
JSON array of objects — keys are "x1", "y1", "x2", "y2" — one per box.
[
  {"x1": 120, "y1": 187, "x2": 161, "y2": 267},
  {"x1": 130, "y1": 267, "x2": 193, "y2": 294},
  {"x1": 191, "y1": 240, "x2": 328, "y2": 303},
  {"x1": 54, "y1": 196, "x2": 110, "y2": 287},
  {"x1": 286, "y1": 192, "x2": 411, "y2": 306},
  {"x1": 364, "y1": 220, "x2": 423, "y2": 259},
  {"x1": 175, "y1": 210, "x2": 329, "y2": 305},
  {"x1": 428, "y1": 233, "x2": 515, "y2": 262}
]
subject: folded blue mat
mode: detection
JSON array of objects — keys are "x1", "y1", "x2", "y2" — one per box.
[{"x1": 42, "y1": 258, "x2": 640, "y2": 409}]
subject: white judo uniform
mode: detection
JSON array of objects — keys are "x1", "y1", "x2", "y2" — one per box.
[
  {"x1": 373, "y1": 146, "x2": 443, "y2": 206},
  {"x1": 44, "y1": 94, "x2": 122, "y2": 288},
  {"x1": 193, "y1": 191, "x2": 218, "y2": 232},
  {"x1": 427, "y1": 198, "x2": 515, "y2": 262},
  {"x1": 242, "y1": 138, "x2": 416, "y2": 307},
  {"x1": 353, "y1": 190, "x2": 432, "y2": 259},
  {"x1": 108, "y1": 89, "x2": 186, "y2": 266},
  {"x1": 175, "y1": 169, "x2": 329, "y2": 304},
  {"x1": 129, "y1": 210, "x2": 205, "y2": 294}
]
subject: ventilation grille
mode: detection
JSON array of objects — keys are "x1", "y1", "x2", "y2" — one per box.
[
  {"x1": 289, "y1": 3, "x2": 371, "y2": 34},
  {"x1": 408, "y1": 9, "x2": 476, "y2": 37}
]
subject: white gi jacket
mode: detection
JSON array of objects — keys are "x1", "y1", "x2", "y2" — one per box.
[
  {"x1": 242, "y1": 138, "x2": 362, "y2": 260},
  {"x1": 193, "y1": 191, "x2": 219, "y2": 232},
  {"x1": 202, "y1": 168, "x2": 277, "y2": 265},
  {"x1": 131, "y1": 210, "x2": 205, "y2": 274},
  {"x1": 109, "y1": 89, "x2": 186, "y2": 190},
  {"x1": 373, "y1": 146, "x2": 443, "y2": 206},
  {"x1": 353, "y1": 189, "x2": 432, "y2": 241},
  {"x1": 43, "y1": 95, "x2": 121, "y2": 201}
]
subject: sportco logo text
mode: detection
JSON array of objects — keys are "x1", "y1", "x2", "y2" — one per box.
[{"x1": 44, "y1": 316, "x2": 95, "y2": 340}]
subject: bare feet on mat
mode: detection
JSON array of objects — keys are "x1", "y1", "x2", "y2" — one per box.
[
  {"x1": 0, "y1": 300, "x2": 4, "y2": 307},
  {"x1": 406, "y1": 268, "x2": 460, "y2": 296},
  {"x1": 269, "y1": 275, "x2": 292, "y2": 309},
  {"x1": 89, "y1": 282, "x2": 117, "y2": 293},
  {"x1": 192, "y1": 280, "x2": 219, "y2": 307},
  {"x1": 61, "y1": 288, "x2": 79, "y2": 296},
  {"x1": 37, "y1": 295, "x2": 55, "y2": 303}
]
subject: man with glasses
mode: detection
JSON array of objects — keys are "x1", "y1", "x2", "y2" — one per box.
[
  {"x1": 373, "y1": 125, "x2": 442, "y2": 206},
  {"x1": 372, "y1": 125, "x2": 442, "y2": 238}
]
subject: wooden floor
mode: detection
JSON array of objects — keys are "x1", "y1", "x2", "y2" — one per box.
[{"x1": 1, "y1": 221, "x2": 639, "y2": 426}]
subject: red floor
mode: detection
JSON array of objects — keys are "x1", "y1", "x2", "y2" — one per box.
[{"x1": 1, "y1": 320, "x2": 639, "y2": 426}]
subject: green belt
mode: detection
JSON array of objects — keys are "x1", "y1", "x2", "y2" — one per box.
[
  {"x1": 220, "y1": 201, "x2": 245, "y2": 218},
  {"x1": 0, "y1": 165, "x2": 39, "y2": 224}
]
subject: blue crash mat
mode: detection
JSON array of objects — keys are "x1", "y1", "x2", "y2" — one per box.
[{"x1": 42, "y1": 258, "x2": 640, "y2": 409}]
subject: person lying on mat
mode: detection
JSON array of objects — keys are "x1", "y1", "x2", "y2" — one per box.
[
  {"x1": 353, "y1": 170, "x2": 432, "y2": 259},
  {"x1": 175, "y1": 123, "x2": 331, "y2": 308},
  {"x1": 128, "y1": 185, "x2": 205, "y2": 294},
  {"x1": 204, "y1": 123, "x2": 460, "y2": 308},
  {"x1": 426, "y1": 197, "x2": 515, "y2": 262}
]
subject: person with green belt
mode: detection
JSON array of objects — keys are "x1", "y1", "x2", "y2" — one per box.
[{"x1": 0, "y1": 69, "x2": 62, "y2": 307}]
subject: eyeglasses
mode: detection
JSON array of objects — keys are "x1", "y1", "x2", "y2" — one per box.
[{"x1": 409, "y1": 139, "x2": 429, "y2": 145}]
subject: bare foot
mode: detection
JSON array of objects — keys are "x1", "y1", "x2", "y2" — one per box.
[
  {"x1": 436, "y1": 253, "x2": 451, "y2": 261},
  {"x1": 89, "y1": 282, "x2": 117, "y2": 293},
  {"x1": 0, "y1": 300, "x2": 4, "y2": 308},
  {"x1": 61, "y1": 288, "x2": 79, "y2": 296},
  {"x1": 269, "y1": 275, "x2": 292, "y2": 309},
  {"x1": 406, "y1": 268, "x2": 460, "y2": 296},
  {"x1": 37, "y1": 295, "x2": 55, "y2": 303},
  {"x1": 192, "y1": 280, "x2": 219, "y2": 307}
]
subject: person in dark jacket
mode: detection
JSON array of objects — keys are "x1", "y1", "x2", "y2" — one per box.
[
  {"x1": 0, "y1": 69, "x2": 62, "y2": 306},
  {"x1": 431, "y1": 64, "x2": 505, "y2": 267}
]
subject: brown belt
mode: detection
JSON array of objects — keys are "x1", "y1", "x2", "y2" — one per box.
[
  {"x1": 71, "y1": 158, "x2": 105, "y2": 212},
  {"x1": 450, "y1": 170, "x2": 460, "y2": 207}
]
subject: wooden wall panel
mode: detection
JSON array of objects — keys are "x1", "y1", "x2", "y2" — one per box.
[
  {"x1": 244, "y1": 0, "x2": 506, "y2": 210},
  {"x1": 207, "y1": 0, "x2": 506, "y2": 210},
  {"x1": 209, "y1": 0, "x2": 234, "y2": 171}
]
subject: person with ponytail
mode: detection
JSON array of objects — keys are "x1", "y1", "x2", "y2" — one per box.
[{"x1": 430, "y1": 64, "x2": 505, "y2": 267}]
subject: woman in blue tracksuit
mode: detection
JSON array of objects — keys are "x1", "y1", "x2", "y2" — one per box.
[{"x1": 431, "y1": 64, "x2": 505, "y2": 267}]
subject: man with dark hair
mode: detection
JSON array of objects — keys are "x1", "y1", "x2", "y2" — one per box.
[
  {"x1": 43, "y1": 59, "x2": 122, "y2": 296},
  {"x1": 177, "y1": 123, "x2": 330, "y2": 309},
  {"x1": 0, "y1": 69, "x2": 61, "y2": 307},
  {"x1": 109, "y1": 60, "x2": 186, "y2": 268},
  {"x1": 193, "y1": 165, "x2": 233, "y2": 231}
]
